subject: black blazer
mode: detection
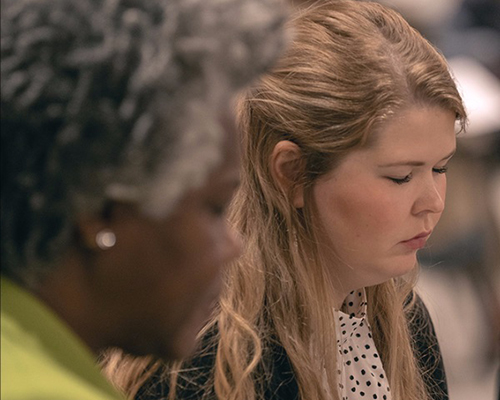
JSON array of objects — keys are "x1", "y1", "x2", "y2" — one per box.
[{"x1": 137, "y1": 293, "x2": 448, "y2": 400}]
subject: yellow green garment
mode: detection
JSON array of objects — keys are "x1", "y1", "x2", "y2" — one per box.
[{"x1": 1, "y1": 277, "x2": 125, "y2": 400}]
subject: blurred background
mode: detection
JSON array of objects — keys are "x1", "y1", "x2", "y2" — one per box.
[
  {"x1": 292, "y1": 0, "x2": 500, "y2": 398},
  {"x1": 375, "y1": 1, "x2": 500, "y2": 399}
]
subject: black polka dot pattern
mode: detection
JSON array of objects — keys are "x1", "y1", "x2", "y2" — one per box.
[{"x1": 335, "y1": 289, "x2": 392, "y2": 400}]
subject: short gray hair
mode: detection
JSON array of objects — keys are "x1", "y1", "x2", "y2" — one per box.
[{"x1": 1, "y1": 0, "x2": 288, "y2": 285}]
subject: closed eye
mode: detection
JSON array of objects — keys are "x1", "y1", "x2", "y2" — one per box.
[
  {"x1": 388, "y1": 174, "x2": 412, "y2": 185},
  {"x1": 433, "y1": 166, "x2": 448, "y2": 174},
  {"x1": 207, "y1": 200, "x2": 231, "y2": 217}
]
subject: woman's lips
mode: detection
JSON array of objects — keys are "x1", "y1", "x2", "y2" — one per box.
[{"x1": 401, "y1": 231, "x2": 431, "y2": 250}]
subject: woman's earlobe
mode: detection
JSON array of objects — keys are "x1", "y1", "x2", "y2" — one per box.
[
  {"x1": 76, "y1": 202, "x2": 138, "y2": 251},
  {"x1": 270, "y1": 140, "x2": 305, "y2": 209},
  {"x1": 77, "y1": 216, "x2": 113, "y2": 252}
]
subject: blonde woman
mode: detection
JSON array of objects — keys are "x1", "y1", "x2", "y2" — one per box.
[{"x1": 106, "y1": 1, "x2": 466, "y2": 400}]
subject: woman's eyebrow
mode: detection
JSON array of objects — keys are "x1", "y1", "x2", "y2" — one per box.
[{"x1": 377, "y1": 148, "x2": 456, "y2": 168}]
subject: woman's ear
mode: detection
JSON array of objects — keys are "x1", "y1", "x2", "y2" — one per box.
[
  {"x1": 77, "y1": 216, "x2": 110, "y2": 251},
  {"x1": 76, "y1": 202, "x2": 134, "y2": 251},
  {"x1": 270, "y1": 140, "x2": 305, "y2": 208}
]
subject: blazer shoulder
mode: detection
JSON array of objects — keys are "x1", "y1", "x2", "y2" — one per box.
[{"x1": 407, "y1": 291, "x2": 449, "y2": 400}]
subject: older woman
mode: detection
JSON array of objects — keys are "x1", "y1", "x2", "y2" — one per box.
[{"x1": 0, "y1": 0, "x2": 287, "y2": 399}]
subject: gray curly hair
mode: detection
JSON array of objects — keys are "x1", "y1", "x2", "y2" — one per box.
[{"x1": 1, "y1": 0, "x2": 288, "y2": 285}]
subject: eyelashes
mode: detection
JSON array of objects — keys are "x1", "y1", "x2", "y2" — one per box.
[
  {"x1": 388, "y1": 166, "x2": 449, "y2": 185},
  {"x1": 209, "y1": 203, "x2": 226, "y2": 216},
  {"x1": 389, "y1": 174, "x2": 412, "y2": 185},
  {"x1": 432, "y1": 166, "x2": 448, "y2": 174}
]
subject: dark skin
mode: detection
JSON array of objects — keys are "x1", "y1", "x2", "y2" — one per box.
[{"x1": 35, "y1": 110, "x2": 242, "y2": 360}]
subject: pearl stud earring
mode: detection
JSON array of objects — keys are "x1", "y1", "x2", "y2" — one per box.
[{"x1": 95, "y1": 229, "x2": 116, "y2": 250}]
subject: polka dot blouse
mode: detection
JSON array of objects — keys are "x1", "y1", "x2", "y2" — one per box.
[{"x1": 335, "y1": 289, "x2": 391, "y2": 400}]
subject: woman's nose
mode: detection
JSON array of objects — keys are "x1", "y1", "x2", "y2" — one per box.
[{"x1": 412, "y1": 179, "x2": 446, "y2": 216}]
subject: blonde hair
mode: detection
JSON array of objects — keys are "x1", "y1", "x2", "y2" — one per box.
[{"x1": 104, "y1": 1, "x2": 466, "y2": 399}]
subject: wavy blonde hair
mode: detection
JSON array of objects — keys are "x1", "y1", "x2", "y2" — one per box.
[{"x1": 103, "y1": 1, "x2": 466, "y2": 399}]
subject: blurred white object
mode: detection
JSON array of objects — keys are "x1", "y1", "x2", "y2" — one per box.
[
  {"x1": 379, "y1": 0, "x2": 462, "y2": 28},
  {"x1": 448, "y1": 56, "x2": 500, "y2": 138}
]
